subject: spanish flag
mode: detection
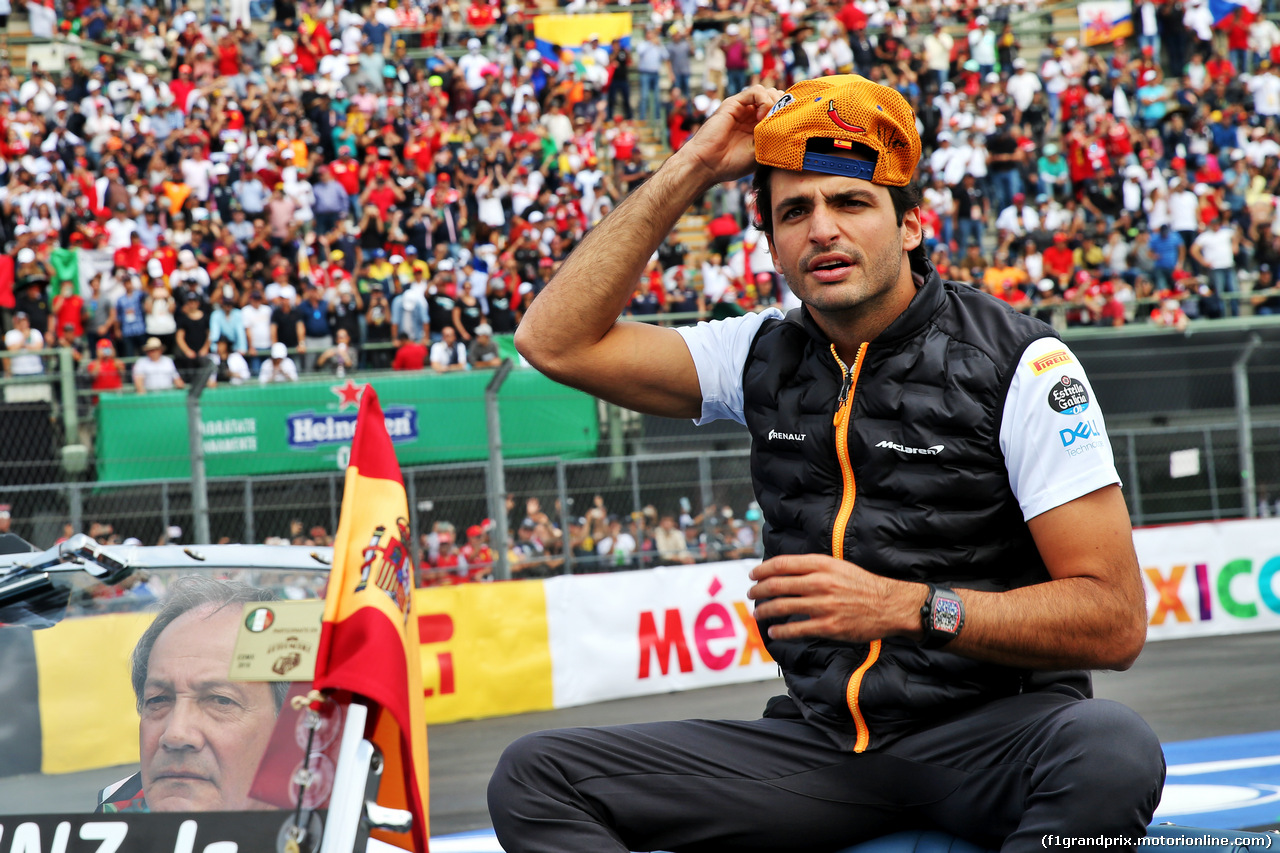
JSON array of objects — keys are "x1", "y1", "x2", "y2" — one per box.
[{"x1": 313, "y1": 386, "x2": 430, "y2": 851}]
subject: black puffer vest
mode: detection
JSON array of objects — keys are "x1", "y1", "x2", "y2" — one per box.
[{"x1": 743, "y1": 261, "x2": 1092, "y2": 752}]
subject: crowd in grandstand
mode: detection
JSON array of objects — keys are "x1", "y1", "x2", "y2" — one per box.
[{"x1": 5, "y1": 0, "x2": 1280, "y2": 400}]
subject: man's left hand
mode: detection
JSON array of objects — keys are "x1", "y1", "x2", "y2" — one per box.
[{"x1": 748, "y1": 555, "x2": 924, "y2": 644}]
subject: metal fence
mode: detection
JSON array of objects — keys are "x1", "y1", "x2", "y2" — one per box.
[
  {"x1": 0, "y1": 450, "x2": 758, "y2": 574},
  {"x1": 3, "y1": 417, "x2": 1277, "y2": 566},
  {"x1": 5, "y1": 328, "x2": 1280, "y2": 570},
  {"x1": 1117, "y1": 420, "x2": 1280, "y2": 526}
]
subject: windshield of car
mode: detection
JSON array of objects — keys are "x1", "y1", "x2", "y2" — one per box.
[{"x1": 0, "y1": 547, "x2": 332, "y2": 823}]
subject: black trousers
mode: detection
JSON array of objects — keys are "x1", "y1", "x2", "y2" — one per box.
[{"x1": 488, "y1": 691, "x2": 1164, "y2": 853}]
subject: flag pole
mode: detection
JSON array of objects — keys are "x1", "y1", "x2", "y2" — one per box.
[{"x1": 318, "y1": 698, "x2": 370, "y2": 853}]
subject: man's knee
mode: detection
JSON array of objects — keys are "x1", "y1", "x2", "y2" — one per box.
[
  {"x1": 1049, "y1": 699, "x2": 1165, "y2": 798},
  {"x1": 489, "y1": 731, "x2": 554, "y2": 830},
  {"x1": 490, "y1": 730, "x2": 556, "y2": 798},
  {"x1": 489, "y1": 728, "x2": 595, "y2": 803}
]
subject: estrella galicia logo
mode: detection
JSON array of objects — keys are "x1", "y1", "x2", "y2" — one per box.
[
  {"x1": 764, "y1": 92, "x2": 795, "y2": 120},
  {"x1": 287, "y1": 406, "x2": 419, "y2": 450},
  {"x1": 1059, "y1": 420, "x2": 1102, "y2": 447},
  {"x1": 1048, "y1": 376, "x2": 1090, "y2": 416}
]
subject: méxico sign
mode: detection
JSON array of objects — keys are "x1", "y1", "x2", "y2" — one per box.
[{"x1": 544, "y1": 561, "x2": 779, "y2": 708}]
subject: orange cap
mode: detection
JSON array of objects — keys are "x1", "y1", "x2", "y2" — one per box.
[{"x1": 754, "y1": 75, "x2": 921, "y2": 187}]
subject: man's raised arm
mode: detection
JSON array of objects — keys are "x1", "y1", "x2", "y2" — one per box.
[{"x1": 514, "y1": 86, "x2": 783, "y2": 419}]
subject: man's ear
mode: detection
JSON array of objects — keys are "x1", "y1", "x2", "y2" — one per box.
[{"x1": 901, "y1": 206, "x2": 923, "y2": 253}]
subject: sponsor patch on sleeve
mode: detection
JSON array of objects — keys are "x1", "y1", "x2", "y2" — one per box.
[
  {"x1": 1047, "y1": 375, "x2": 1090, "y2": 416},
  {"x1": 1028, "y1": 348, "x2": 1073, "y2": 376}
]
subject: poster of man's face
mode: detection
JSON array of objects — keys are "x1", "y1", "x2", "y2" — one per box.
[{"x1": 138, "y1": 604, "x2": 277, "y2": 811}]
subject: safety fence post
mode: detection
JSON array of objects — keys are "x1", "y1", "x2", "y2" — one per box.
[
  {"x1": 1234, "y1": 335, "x2": 1261, "y2": 518},
  {"x1": 485, "y1": 359, "x2": 514, "y2": 580},
  {"x1": 185, "y1": 361, "x2": 216, "y2": 544}
]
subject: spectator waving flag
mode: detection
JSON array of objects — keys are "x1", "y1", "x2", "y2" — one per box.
[
  {"x1": 1078, "y1": 0, "x2": 1135, "y2": 46},
  {"x1": 1209, "y1": 0, "x2": 1252, "y2": 24},
  {"x1": 532, "y1": 12, "x2": 633, "y2": 58},
  {"x1": 313, "y1": 386, "x2": 430, "y2": 852}
]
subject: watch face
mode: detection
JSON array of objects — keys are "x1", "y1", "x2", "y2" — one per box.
[{"x1": 931, "y1": 596, "x2": 962, "y2": 634}]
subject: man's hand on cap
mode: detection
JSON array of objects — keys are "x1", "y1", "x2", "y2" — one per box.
[{"x1": 676, "y1": 85, "x2": 786, "y2": 188}]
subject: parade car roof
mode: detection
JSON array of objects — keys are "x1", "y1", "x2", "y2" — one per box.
[{"x1": 0, "y1": 534, "x2": 333, "y2": 574}]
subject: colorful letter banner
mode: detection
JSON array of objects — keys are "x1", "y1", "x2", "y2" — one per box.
[{"x1": 1135, "y1": 518, "x2": 1280, "y2": 640}]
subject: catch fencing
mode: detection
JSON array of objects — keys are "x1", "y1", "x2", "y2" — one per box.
[
  {"x1": 4, "y1": 423, "x2": 1278, "y2": 565},
  {"x1": 5, "y1": 328, "x2": 1280, "y2": 562}
]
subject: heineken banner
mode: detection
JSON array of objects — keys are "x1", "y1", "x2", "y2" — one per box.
[{"x1": 95, "y1": 368, "x2": 599, "y2": 483}]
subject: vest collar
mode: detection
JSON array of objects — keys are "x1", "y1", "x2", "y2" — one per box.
[{"x1": 791, "y1": 257, "x2": 947, "y2": 349}]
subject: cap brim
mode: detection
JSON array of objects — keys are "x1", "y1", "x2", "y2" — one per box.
[{"x1": 801, "y1": 151, "x2": 877, "y2": 181}]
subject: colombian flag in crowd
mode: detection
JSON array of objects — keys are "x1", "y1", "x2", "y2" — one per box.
[
  {"x1": 532, "y1": 11, "x2": 632, "y2": 58},
  {"x1": 313, "y1": 386, "x2": 431, "y2": 851}
]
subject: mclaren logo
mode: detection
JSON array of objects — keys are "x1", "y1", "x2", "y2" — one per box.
[
  {"x1": 876, "y1": 440, "x2": 945, "y2": 455},
  {"x1": 768, "y1": 429, "x2": 806, "y2": 442}
]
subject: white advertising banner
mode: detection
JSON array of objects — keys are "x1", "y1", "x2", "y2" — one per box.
[
  {"x1": 544, "y1": 561, "x2": 782, "y2": 709},
  {"x1": 537, "y1": 518, "x2": 1280, "y2": 712},
  {"x1": 1136, "y1": 518, "x2": 1280, "y2": 641}
]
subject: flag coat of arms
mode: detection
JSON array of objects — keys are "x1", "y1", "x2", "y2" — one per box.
[
  {"x1": 1078, "y1": 0, "x2": 1135, "y2": 46},
  {"x1": 314, "y1": 386, "x2": 430, "y2": 851}
]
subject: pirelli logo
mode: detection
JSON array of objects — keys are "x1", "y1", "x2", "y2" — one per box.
[{"x1": 1029, "y1": 349, "x2": 1073, "y2": 376}]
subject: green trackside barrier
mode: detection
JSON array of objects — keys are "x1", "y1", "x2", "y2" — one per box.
[{"x1": 94, "y1": 357, "x2": 598, "y2": 483}]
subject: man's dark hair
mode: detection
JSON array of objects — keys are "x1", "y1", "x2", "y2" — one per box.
[
  {"x1": 130, "y1": 576, "x2": 286, "y2": 713},
  {"x1": 752, "y1": 140, "x2": 924, "y2": 238}
]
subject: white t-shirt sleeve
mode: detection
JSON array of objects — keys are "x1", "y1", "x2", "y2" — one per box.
[
  {"x1": 674, "y1": 307, "x2": 784, "y2": 426},
  {"x1": 1000, "y1": 337, "x2": 1121, "y2": 521}
]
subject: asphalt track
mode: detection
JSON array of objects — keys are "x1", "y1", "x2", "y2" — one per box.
[{"x1": 2, "y1": 630, "x2": 1277, "y2": 836}]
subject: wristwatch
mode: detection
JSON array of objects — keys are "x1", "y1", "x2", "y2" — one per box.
[{"x1": 920, "y1": 584, "x2": 965, "y2": 649}]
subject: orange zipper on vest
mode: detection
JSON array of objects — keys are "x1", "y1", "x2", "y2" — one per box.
[{"x1": 830, "y1": 342, "x2": 878, "y2": 753}]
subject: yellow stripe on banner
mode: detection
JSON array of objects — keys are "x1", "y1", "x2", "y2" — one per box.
[
  {"x1": 532, "y1": 12, "x2": 633, "y2": 49},
  {"x1": 415, "y1": 581, "x2": 554, "y2": 724},
  {"x1": 33, "y1": 612, "x2": 154, "y2": 774}
]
